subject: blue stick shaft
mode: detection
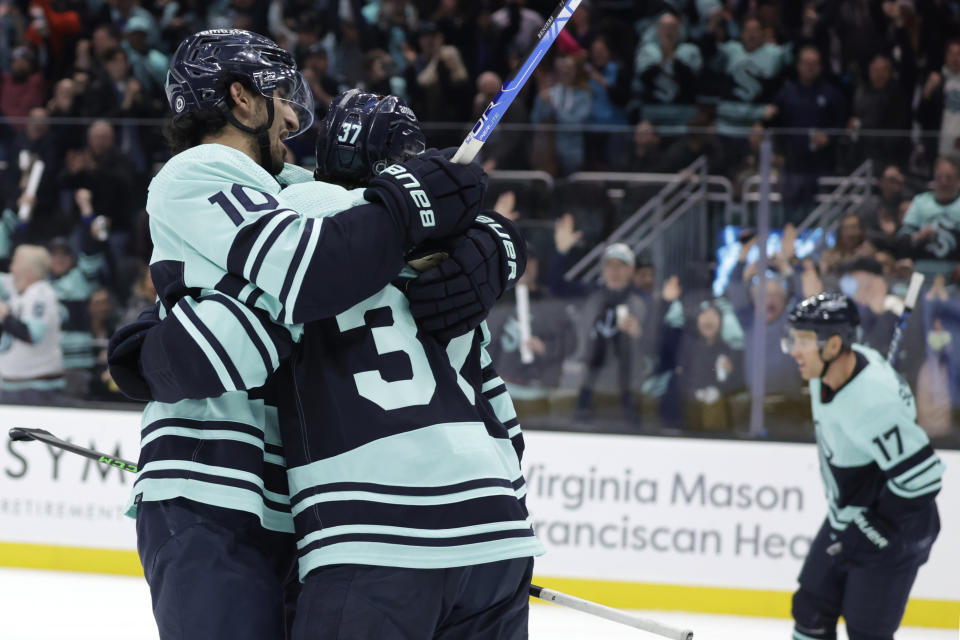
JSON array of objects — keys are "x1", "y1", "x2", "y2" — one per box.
[{"x1": 451, "y1": 0, "x2": 583, "y2": 165}]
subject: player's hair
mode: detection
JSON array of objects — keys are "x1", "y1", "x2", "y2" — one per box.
[{"x1": 162, "y1": 74, "x2": 257, "y2": 154}]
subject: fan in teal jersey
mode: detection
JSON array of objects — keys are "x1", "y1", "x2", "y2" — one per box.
[
  {"x1": 108, "y1": 28, "x2": 492, "y2": 640},
  {"x1": 782, "y1": 292, "x2": 944, "y2": 640}
]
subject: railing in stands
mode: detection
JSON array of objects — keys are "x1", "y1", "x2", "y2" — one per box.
[
  {"x1": 796, "y1": 159, "x2": 874, "y2": 246},
  {"x1": 562, "y1": 156, "x2": 710, "y2": 285}
]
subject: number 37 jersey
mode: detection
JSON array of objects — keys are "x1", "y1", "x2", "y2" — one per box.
[
  {"x1": 279, "y1": 284, "x2": 544, "y2": 579},
  {"x1": 810, "y1": 345, "x2": 944, "y2": 533}
]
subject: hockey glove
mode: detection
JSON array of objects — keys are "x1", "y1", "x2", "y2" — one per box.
[
  {"x1": 406, "y1": 211, "x2": 526, "y2": 342},
  {"x1": 364, "y1": 148, "x2": 488, "y2": 248},
  {"x1": 107, "y1": 306, "x2": 160, "y2": 402},
  {"x1": 831, "y1": 510, "x2": 898, "y2": 567}
]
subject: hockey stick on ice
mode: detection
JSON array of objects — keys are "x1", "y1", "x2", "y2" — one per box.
[
  {"x1": 7, "y1": 427, "x2": 138, "y2": 473},
  {"x1": 887, "y1": 271, "x2": 924, "y2": 365},
  {"x1": 529, "y1": 585, "x2": 693, "y2": 639},
  {"x1": 7, "y1": 435, "x2": 695, "y2": 639},
  {"x1": 450, "y1": 0, "x2": 583, "y2": 165}
]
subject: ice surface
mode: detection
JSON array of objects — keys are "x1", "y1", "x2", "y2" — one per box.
[{"x1": 0, "y1": 568, "x2": 952, "y2": 639}]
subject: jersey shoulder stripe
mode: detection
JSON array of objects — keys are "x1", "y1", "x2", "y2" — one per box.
[{"x1": 198, "y1": 292, "x2": 278, "y2": 376}]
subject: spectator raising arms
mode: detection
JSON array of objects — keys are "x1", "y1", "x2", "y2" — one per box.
[{"x1": 0, "y1": 245, "x2": 63, "y2": 405}]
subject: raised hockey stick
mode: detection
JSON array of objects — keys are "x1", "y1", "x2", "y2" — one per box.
[
  {"x1": 407, "y1": 0, "x2": 581, "y2": 271},
  {"x1": 450, "y1": 0, "x2": 583, "y2": 165},
  {"x1": 7, "y1": 427, "x2": 138, "y2": 473},
  {"x1": 887, "y1": 271, "x2": 924, "y2": 365},
  {"x1": 529, "y1": 585, "x2": 693, "y2": 639}
]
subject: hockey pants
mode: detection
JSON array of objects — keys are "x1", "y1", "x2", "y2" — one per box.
[
  {"x1": 791, "y1": 519, "x2": 927, "y2": 640},
  {"x1": 292, "y1": 556, "x2": 534, "y2": 639},
  {"x1": 137, "y1": 498, "x2": 299, "y2": 640}
]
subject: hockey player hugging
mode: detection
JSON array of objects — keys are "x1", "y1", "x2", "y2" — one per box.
[{"x1": 107, "y1": 29, "x2": 542, "y2": 640}]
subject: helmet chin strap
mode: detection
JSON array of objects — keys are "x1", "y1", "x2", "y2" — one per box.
[
  {"x1": 818, "y1": 346, "x2": 840, "y2": 379},
  {"x1": 223, "y1": 98, "x2": 281, "y2": 175}
]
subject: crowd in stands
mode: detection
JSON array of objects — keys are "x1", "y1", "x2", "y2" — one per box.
[
  {"x1": 487, "y1": 157, "x2": 960, "y2": 445},
  {"x1": 0, "y1": 1, "x2": 959, "y2": 444}
]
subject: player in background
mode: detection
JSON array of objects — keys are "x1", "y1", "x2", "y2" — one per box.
[
  {"x1": 782, "y1": 292, "x2": 944, "y2": 640},
  {"x1": 107, "y1": 29, "x2": 489, "y2": 639}
]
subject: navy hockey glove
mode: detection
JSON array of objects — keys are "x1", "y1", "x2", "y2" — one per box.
[
  {"x1": 364, "y1": 148, "x2": 488, "y2": 248},
  {"x1": 829, "y1": 511, "x2": 898, "y2": 567},
  {"x1": 107, "y1": 306, "x2": 160, "y2": 402},
  {"x1": 406, "y1": 211, "x2": 526, "y2": 342}
]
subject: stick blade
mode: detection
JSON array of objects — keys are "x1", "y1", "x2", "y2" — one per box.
[{"x1": 8, "y1": 428, "x2": 35, "y2": 442}]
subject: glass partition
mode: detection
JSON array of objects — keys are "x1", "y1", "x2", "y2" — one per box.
[{"x1": 0, "y1": 118, "x2": 955, "y2": 449}]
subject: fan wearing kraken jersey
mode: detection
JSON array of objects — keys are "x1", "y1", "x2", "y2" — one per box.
[
  {"x1": 782, "y1": 293, "x2": 944, "y2": 640},
  {"x1": 711, "y1": 16, "x2": 790, "y2": 139},
  {"x1": 108, "y1": 30, "x2": 488, "y2": 640}
]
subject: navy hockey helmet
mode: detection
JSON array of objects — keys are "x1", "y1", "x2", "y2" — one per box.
[
  {"x1": 783, "y1": 292, "x2": 860, "y2": 353},
  {"x1": 165, "y1": 29, "x2": 315, "y2": 139},
  {"x1": 315, "y1": 89, "x2": 426, "y2": 185}
]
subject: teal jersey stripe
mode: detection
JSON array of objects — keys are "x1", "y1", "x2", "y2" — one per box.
[
  {"x1": 243, "y1": 212, "x2": 295, "y2": 280},
  {"x1": 264, "y1": 452, "x2": 286, "y2": 466},
  {"x1": 143, "y1": 394, "x2": 281, "y2": 446},
  {"x1": 888, "y1": 479, "x2": 942, "y2": 499},
  {"x1": 296, "y1": 537, "x2": 544, "y2": 579},
  {"x1": 128, "y1": 477, "x2": 294, "y2": 533},
  {"x1": 182, "y1": 295, "x2": 274, "y2": 389},
  {"x1": 507, "y1": 425, "x2": 522, "y2": 439},
  {"x1": 171, "y1": 300, "x2": 237, "y2": 393},
  {"x1": 202, "y1": 289, "x2": 281, "y2": 371},
  {"x1": 482, "y1": 376, "x2": 504, "y2": 393},
  {"x1": 488, "y1": 391, "x2": 518, "y2": 423},
  {"x1": 138, "y1": 460, "x2": 290, "y2": 505},
  {"x1": 793, "y1": 631, "x2": 824, "y2": 640},
  {"x1": 291, "y1": 485, "x2": 524, "y2": 517},
  {"x1": 892, "y1": 455, "x2": 944, "y2": 490},
  {"x1": 295, "y1": 520, "x2": 536, "y2": 550},
  {"x1": 286, "y1": 422, "x2": 523, "y2": 498},
  {"x1": 282, "y1": 217, "x2": 322, "y2": 324},
  {"x1": 243, "y1": 213, "x2": 298, "y2": 280},
  {"x1": 140, "y1": 425, "x2": 272, "y2": 453}
]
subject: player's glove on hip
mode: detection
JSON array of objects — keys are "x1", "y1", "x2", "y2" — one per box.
[
  {"x1": 831, "y1": 510, "x2": 898, "y2": 567},
  {"x1": 364, "y1": 148, "x2": 488, "y2": 248},
  {"x1": 107, "y1": 306, "x2": 161, "y2": 402},
  {"x1": 406, "y1": 211, "x2": 526, "y2": 342}
]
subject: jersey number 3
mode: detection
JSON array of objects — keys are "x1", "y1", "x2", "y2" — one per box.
[{"x1": 336, "y1": 286, "x2": 475, "y2": 411}]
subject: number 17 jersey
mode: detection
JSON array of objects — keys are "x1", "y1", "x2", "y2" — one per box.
[{"x1": 810, "y1": 345, "x2": 943, "y2": 536}]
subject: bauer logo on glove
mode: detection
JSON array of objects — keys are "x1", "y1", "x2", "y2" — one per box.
[{"x1": 381, "y1": 164, "x2": 435, "y2": 228}]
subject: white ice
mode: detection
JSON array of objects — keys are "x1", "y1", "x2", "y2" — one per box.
[{"x1": 0, "y1": 568, "x2": 953, "y2": 639}]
